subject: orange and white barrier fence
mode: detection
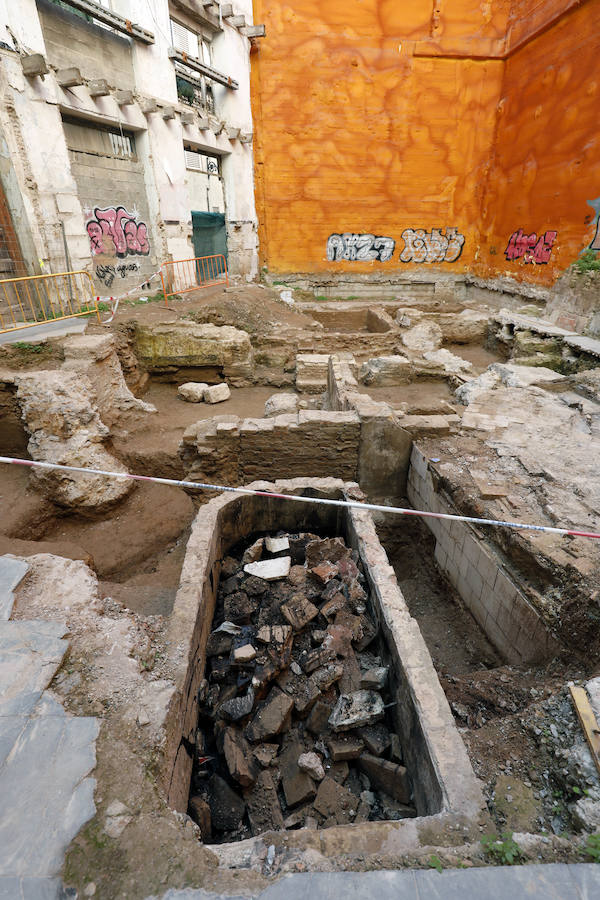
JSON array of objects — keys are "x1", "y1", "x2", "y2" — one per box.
[
  {"x1": 160, "y1": 254, "x2": 228, "y2": 304},
  {"x1": 0, "y1": 270, "x2": 99, "y2": 334}
]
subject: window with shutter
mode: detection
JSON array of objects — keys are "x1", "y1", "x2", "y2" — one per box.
[{"x1": 170, "y1": 19, "x2": 200, "y2": 57}]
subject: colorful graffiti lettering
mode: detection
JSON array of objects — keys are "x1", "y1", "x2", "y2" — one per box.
[
  {"x1": 400, "y1": 227, "x2": 464, "y2": 264},
  {"x1": 587, "y1": 197, "x2": 600, "y2": 251},
  {"x1": 95, "y1": 261, "x2": 140, "y2": 287},
  {"x1": 86, "y1": 206, "x2": 150, "y2": 258},
  {"x1": 504, "y1": 229, "x2": 557, "y2": 264},
  {"x1": 326, "y1": 233, "x2": 396, "y2": 262}
]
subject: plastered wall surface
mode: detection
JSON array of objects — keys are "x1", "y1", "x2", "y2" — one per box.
[
  {"x1": 478, "y1": 0, "x2": 600, "y2": 283},
  {"x1": 251, "y1": 0, "x2": 600, "y2": 286}
]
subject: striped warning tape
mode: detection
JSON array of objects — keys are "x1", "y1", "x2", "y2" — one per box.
[{"x1": 1, "y1": 456, "x2": 599, "y2": 541}]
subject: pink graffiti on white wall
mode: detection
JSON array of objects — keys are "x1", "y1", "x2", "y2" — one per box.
[{"x1": 86, "y1": 206, "x2": 150, "y2": 258}]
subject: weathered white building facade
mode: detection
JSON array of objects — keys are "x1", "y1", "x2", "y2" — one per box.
[{"x1": 0, "y1": 0, "x2": 262, "y2": 293}]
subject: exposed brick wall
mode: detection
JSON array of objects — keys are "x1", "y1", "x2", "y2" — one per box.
[{"x1": 181, "y1": 411, "x2": 361, "y2": 487}]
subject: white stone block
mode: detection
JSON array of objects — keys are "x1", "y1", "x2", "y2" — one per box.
[
  {"x1": 178, "y1": 382, "x2": 208, "y2": 402},
  {"x1": 204, "y1": 383, "x2": 231, "y2": 403},
  {"x1": 244, "y1": 556, "x2": 291, "y2": 580},
  {"x1": 265, "y1": 535, "x2": 290, "y2": 553}
]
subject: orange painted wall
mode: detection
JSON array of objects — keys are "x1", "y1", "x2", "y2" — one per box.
[
  {"x1": 478, "y1": 0, "x2": 600, "y2": 284},
  {"x1": 251, "y1": 0, "x2": 600, "y2": 284}
]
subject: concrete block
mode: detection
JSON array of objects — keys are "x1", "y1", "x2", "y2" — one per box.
[
  {"x1": 226, "y1": 127, "x2": 240, "y2": 139},
  {"x1": 477, "y1": 546, "x2": 499, "y2": 588},
  {"x1": 464, "y1": 535, "x2": 481, "y2": 569},
  {"x1": 466, "y1": 567, "x2": 484, "y2": 603},
  {"x1": 162, "y1": 106, "x2": 176, "y2": 119},
  {"x1": 180, "y1": 111, "x2": 195, "y2": 125},
  {"x1": 56, "y1": 67, "x2": 83, "y2": 88},
  {"x1": 88, "y1": 79, "x2": 110, "y2": 97},
  {"x1": 140, "y1": 97, "x2": 158, "y2": 114},
  {"x1": 114, "y1": 89, "x2": 134, "y2": 105},
  {"x1": 21, "y1": 54, "x2": 48, "y2": 77},
  {"x1": 241, "y1": 24, "x2": 266, "y2": 37},
  {"x1": 198, "y1": 116, "x2": 210, "y2": 129},
  {"x1": 227, "y1": 14, "x2": 246, "y2": 26}
]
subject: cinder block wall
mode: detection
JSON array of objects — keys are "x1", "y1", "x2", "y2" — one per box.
[{"x1": 407, "y1": 445, "x2": 559, "y2": 664}]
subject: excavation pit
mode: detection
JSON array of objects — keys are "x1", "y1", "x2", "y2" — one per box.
[{"x1": 161, "y1": 478, "x2": 486, "y2": 853}]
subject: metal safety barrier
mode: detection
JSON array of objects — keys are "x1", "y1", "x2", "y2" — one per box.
[
  {"x1": 160, "y1": 254, "x2": 228, "y2": 304},
  {"x1": 0, "y1": 270, "x2": 99, "y2": 334}
]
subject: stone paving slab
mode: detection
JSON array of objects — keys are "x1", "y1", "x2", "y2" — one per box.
[
  {"x1": 0, "y1": 875, "x2": 68, "y2": 899},
  {"x1": 564, "y1": 335, "x2": 600, "y2": 358},
  {"x1": 0, "y1": 712, "x2": 98, "y2": 877},
  {"x1": 0, "y1": 621, "x2": 68, "y2": 716},
  {"x1": 0, "y1": 557, "x2": 29, "y2": 620},
  {"x1": 152, "y1": 864, "x2": 600, "y2": 900}
]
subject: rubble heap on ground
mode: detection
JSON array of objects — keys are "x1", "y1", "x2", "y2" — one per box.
[{"x1": 188, "y1": 532, "x2": 414, "y2": 842}]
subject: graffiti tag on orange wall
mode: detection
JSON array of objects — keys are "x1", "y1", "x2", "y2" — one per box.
[
  {"x1": 504, "y1": 229, "x2": 557, "y2": 264},
  {"x1": 400, "y1": 227, "x2": 465, "y2": 263},
  {"x1": 326, "y1": 233, "x2": 395, "y2": 262}
]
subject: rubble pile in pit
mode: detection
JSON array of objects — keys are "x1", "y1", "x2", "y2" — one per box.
[{"x1": 188, "y1": 533, "x2": 414, "y2": 842}]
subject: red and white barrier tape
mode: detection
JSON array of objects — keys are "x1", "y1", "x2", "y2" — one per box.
[{"x1": 1, "y1": 456, "x2": 599, "y2": 541}]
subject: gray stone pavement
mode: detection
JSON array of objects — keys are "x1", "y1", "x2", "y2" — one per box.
[
  {"x1": 155, "y1": 865, "x2": 600, "y2": 900},
  {"x1": 0, "y1": 556, "x2": 98, "y2": 900},
  {"x1": 0, "y1": 317, "x2": 88, "y2": 345},
  {"x1": 0, "y1": 556, "x2": 29, "y2": 620}
]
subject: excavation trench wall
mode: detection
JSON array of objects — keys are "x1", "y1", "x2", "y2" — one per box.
[
  {"x1": 407, "y1": 445, "x2": 560, "y2": 665},
  {"x1": 161, "y1": 478, "x2": 484, "y2": 841}
]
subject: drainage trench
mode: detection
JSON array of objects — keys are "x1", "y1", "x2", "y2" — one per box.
[{"x1": 163, "y1": 481, "x2": 483, "y2": 846}]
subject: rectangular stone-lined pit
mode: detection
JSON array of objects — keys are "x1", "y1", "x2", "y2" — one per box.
[
  {"x1": 161, "y1": 478, "x2": 484, "y2": 847},
  {"x1": 407, "y1": 445, "x2": 559, "y2": 664}
]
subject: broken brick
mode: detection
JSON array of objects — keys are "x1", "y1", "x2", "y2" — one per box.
[
  {"x1": 306, "y1": 700, "x2": 333, "y2": 735},
  {"x1": 358, "y1": 753, "x2": 410, "y2": 804},
  {"x1": 223, "y1": 726, "x2": 258, "y2": 787},
  {"x1": 244, "y1": 770, "x2": 284, "y2": 835},
  {"x1": 280, "y1": 740, "x2": 317, "y2": 808},
  {"x1": 310, "y1": 561, "x2": 339, "y2": 585},
  {"x1": 354, "y1": 613, "x2": 378, "y2": 651},
  {"x1": 245, "y1": 687, "x2": 294, "y2": 742},
  {"x1": 360, "y1": 666, "x2": 389, "y2": 691},
  {"x1": 243, "y1": 575, "x2": 269, "y2": 596},
  {"x1": 253, "y1": 743, "x2": 278, "y2": 767},
  {"x1": 206, "y1": 631, "x2": 233, "y2": 657},
  {"x1": 321, "y1": 578, "x2": 343, "y2": 601},
  {"x1": 256, "y1": 624, "x2": 293, "y2": 646},
  {"x1": 306, "y1": 537, "x2": 351, "y2": 568},
  {"x1": 359, "y1": 724, "x2": 391, "y2": 757},
  {"x1": 310, "y1": 663, "x2": 344, "y2": 692},
  {"x1": 313, "y1": 776, "x2": 356, "y2": 825},
  {"x1": 323, "y1": 623, "x2": 353, "y2": 657},
  {"x1": 242, "y1": 537, "x2": 264, "y2": 564},
  {"x1": 232, "y1": 643, "x2": 256, "y2": 664},
  {"x1": 189, "y1": 795, "x2": 212, "y2": 840},
  {"x1": 327, "y1": 734, "x2": 364, "y2": 762},
  {"x1": 281, "y1": 594, "x2": 319, "y2": 630},
  {"x1": 327, "y1": 760, "x2": 350, "y2": 784},
  {"x1": 320, "y1": 593, "x2": 348, "y2": 620},
  {"x1": 300, "y1": 646, "x2": 336, "y2": 674},
  {"x1": 336, "y1": 557, "x2": 360, "y2": 582},
  {"x1": 339, "y1": 648, "x2": 362, "y2": 694},
  {"x1": 223, "y1": 591, "x2": 254, "y2": 625}
]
